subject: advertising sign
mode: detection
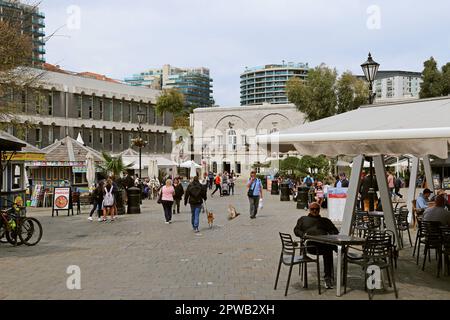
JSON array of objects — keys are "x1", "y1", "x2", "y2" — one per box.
[
  {"x1": 327, "y1": 187, "x2": 348, "y2": 222},
  {"x1": 53, "y1": 187, "x2": 70, "y2": 210}
]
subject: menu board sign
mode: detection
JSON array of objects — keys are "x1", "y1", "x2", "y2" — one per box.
[{"x1": 53, "y1": 187, "x2": 70, "y2": 210}]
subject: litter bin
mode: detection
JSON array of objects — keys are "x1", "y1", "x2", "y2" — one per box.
[
  {"x1": 280, "y1": 183, "x2": 290, "y2": 201},
  {"x1": 271, "y1": 180, "x2": 279, "y2": 195},
  {"x1": 127, "y1": 187, "x2": 141, "y2": 214},
  {"x1": 297, "y1": 186, "x2": 309, "y2": 210}
]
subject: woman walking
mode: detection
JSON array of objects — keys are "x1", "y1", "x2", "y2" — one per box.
[
  {"x1": 88, "y1": 181, "x2": 104, "y2": 222},
  {"x1": 173, "y1": 178, "x2": 184, "y2": 215},
  {"x1": 160, "y1": 179, "x2": 175, "y2": 224},
  {"x1": 102, "y1": 178, "x2": 116, "y2": 222}
]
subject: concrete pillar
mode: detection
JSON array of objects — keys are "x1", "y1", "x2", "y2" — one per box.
[
  {"x1": 374, "y1": 155, "x2": 400, "y2": 248},
  {"x1": 340, "y1": 154, "x2": 364, "y2": 236},
  {"x1": 407, "y1": 156, "x2": 419, "y2": 224},
  {"x1": 423, "y1": 155, "x2": 434, "y2": 194}
]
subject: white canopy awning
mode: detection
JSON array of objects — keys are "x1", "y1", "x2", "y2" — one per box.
[{"x1": 257, "y1": 97, "x2": 450, "y2": 159}]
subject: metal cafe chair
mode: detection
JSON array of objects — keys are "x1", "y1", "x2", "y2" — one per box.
[
  {"x1": 343, "y1": 230, "x2": 398, "y2": 300},
  {"x1": 274, "y1": 233, "x2": 321, "y2": 296},
  {"x1": 395, "y1": 206, "x2": 413, "y2": 247},
  {"x1": 419, "y1": 221, "x2": 443, "y2": 277},
  {"x1": 440, "y1": 226, "x2": 450, "y2": 276}
]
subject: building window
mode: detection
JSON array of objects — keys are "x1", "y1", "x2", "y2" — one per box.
[
  {"x1": 128, "y1": 103, "x2": 132, "y2": 123},
  {"x1": 49, "y1": 126, "x2": 54, "y2": 144},
  {"x1": 228, "y1": 129, "x2": 237, "y2": 151},
  {"x1": 99, "y1": 130, "x2": 104, "y2": 145},
  {"x1": 48, "y1": 92, "x2": 53, "y2": 116},
  {"x1": 74, "y1": 173, "x2": 86, "y2": 184},
  {"x1": 35, "y1": 94, "x2": 42, "y2": 115},
  {"x1": 99, "y1": 99, "x2": 104, "y2": 120},
  {"x1": 35, "y1": 128, "x2": 42, "y2": 148},
  {"x1": 119, "y1": 132, "x2": 123, "y2": 145},
  {"x1": 89, "y1": 97, "x2": 94, "y2": 119},
  {"x1": 11, "y1": 164, "x2": 22, "y2": 190},
  {"x1": 89, "y1": 130, "x2": 93, "y2": 145},
  {"x1": 110, "y1": 132, "x2": 113, "y2": 151},
  {"x1": 120, "y1": 101, "x2": 124, "y2": 122},
  {"x1": 21, "y1": 91, "x2": 27, "y2": 113},
  {"x1": 77, "y1": 95, "x2": 82, "y2": 118}
]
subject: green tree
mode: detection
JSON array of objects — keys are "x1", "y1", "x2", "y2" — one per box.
[
  {"x1": 280, "y1": 156, "x2": 330, "y2": 180},
  {"x1": 155, "y1": 88, "x2": 185, "y2": 116},
  {"x1": 286, "y1": 65, "x2": 338, "y2": 122},
  {"x1": 97, "y1": 152, "x2": 134, "y2": 178},
  {"x1": 420, "y1": 57, "x2": 443, "y2": 98},
  {"x1": 336, "y1": 72, "x2": 369, "y2": 114},
  {"x1": 441, "y1": 62, "x2": 450, "y2": 97}
]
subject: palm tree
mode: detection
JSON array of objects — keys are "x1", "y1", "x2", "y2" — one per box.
[{"x1": 97, "y1": 151, "x2": 134, "y2": 178}]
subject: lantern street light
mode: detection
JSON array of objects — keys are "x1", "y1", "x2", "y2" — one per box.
[
  {"x1": 361, "y1": 52, "x2": 380, "y2": 105},
  {"x1": 361, "y1": 53, "x2": 380, "y2": 211},
  {"x1": 133, "y1": 111, "x2": 147, "y2": 182}
]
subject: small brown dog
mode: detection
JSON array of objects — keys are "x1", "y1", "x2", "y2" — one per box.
[
  {"x1": 228, "y1": 205, "x2": 241, "y2": 220},
  {"x1": 207, "y1": 211, "x2": 214, "y2": 228}
]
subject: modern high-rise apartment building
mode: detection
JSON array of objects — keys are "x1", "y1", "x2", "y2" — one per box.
[
  {"x1": 0, "y1": 0, "x2": 46, "y2": 67},
  {"x1": 124, "y1": 64, "x2": 214, "y2": 108},
  {"x1": 373, "y1": 71, "x2": 423, "y2": 102},
  {"x1": 240, "y1": 62, "x2": 309, "y2": 106}
]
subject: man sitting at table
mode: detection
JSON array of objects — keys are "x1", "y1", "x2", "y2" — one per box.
[
  {"x1": 416, "y1": 188, "x2": 432, "y2": 211},
  {"x1": 294, "y1": 202, "x2": 339, "y2": 289},
  {"x1": 423, "y1": 194, "x2": 450, "y2": 226}
]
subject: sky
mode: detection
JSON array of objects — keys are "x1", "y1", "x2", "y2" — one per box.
[{"x1": 40, "y1": 0, "x2": 450, "y2": 106}]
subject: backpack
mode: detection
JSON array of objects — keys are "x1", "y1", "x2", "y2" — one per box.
[
  {"x1": 103, "y1": 186, "x2": 114, "y2": 207},
  {"x1": 305, "y1": 177, "x2": 313, "y2": 187},
  {"x1": 395, "y1": 178, "x2": 402, "y2": 189}
]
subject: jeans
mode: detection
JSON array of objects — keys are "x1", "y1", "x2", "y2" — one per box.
[
  {"x1": 162, "y1": 201, "x2": 173, "y2": 222},
  {"x1": 249, "y1": 196, "x2": 260, "y2": 217},
  {"x1": 212, "y1": 184, "x2": 222, "y2": 195},
  {"x1": 173, "y1": 199, "x2": 181, "y2": 213},
  {"x1": 209, "y1": 178, "x2": 214, "y2": 190},
  {"x1": 89, "y1": 201, "x2": 102, "y2": 218},
  {"x1": 190, "y1": 204, "x2": 202, "y2": 230},
  {"x1": 307, "y1": 242, "x2": 337, "y2": 280},
  {"x1": 229, "y1": 183, "x2": 235, "y2": 195}
]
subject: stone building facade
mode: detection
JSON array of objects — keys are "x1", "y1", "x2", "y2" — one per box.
[
  {"x1": 3, "y1": 67, "x2": 174, "y2": 155},
  {"x1": 192, "y1": 103, "x2": 304, "y2": 177}
]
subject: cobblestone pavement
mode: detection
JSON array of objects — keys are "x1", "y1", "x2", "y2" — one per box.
[{"x1": 0, "y1": 184, "x2": 449, "y2": 300}]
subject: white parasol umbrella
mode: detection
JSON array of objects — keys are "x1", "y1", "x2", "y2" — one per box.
[
  {"x1": 190, "y1": 163, "x2": 198, "y2": 178},
  {"x1": 86, "y1": 152, "x2": 96, "y2": 191}
]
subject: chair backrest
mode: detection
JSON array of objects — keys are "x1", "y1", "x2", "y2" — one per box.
[
  {"x1": 440, "y1": 226, "x2": 450, "y2": 250},
  {"x1": 363, "y1": 231, "x2": 392, "y2": 260},
  {"x1": 420, "y1": 220, "x2": 442, "y2": 243},
  {"x1": 396, "y1": 207, "x2": 409, "y2": 227},
  {"x1": 279, "y1": 233, "x2": 296, "y2": 255}
]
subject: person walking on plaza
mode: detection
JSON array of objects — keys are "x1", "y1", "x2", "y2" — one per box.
[
  {"x1": 173, "y1": 178, "x2": 184, "y2": 215},
  {"x1": 208, "y1": 171, "x2": 215, "y2": 190},
  {"x1": 394, "y1": 176, "x2": 404, "y2": 199},
  {"x1": 387, "y1": 171, "x2": 395, "y2": 198},
  {"x1": 294, "y1": 202, "x2": 339, "y2": 289},
  {"x1": 102, "y1": 178, "x2": 116, "y2": 222},
  {"x1": 247, "y1": 170, "x2": 263, "y2": 219},
  {"x1": 184, "y1": 176, "x2": 207, "y2": 233},
  {"x1": 229, "y1": 172, "x2": 235, "y2": 196},
  {"x1": 159, "y1": 179, "x2": 175, "y2": 224},
  {"x1": 88, "y1": 181, "x2": 104, "y2": 221},
  {"x1": 211, "y1": 173, "x2": 222, "y2": 197}
]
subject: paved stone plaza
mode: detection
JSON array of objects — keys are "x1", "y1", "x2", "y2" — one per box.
[{"x1": 0, "y1": 183, "x2": 449, "y2": 300}]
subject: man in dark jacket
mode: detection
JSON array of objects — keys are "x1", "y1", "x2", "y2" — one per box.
[
  {"x1": 173, "y1": 178, "x2": 184, "y2": 215},
  {"x1": 185, "y1": 176, "x2": 207, "y2": 233},
  {"x1": 294, "y1": 202, "x2": 339, "y2": 289}
]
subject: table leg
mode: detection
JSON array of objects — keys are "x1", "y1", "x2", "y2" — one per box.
[{"x1": 337, "y1": 245, "x2": 342, "y2": 297}]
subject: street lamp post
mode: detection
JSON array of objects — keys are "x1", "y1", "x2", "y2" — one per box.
[
  {"x1": 136, "y1": 111, "x2": 147, "y2": 181},
  {"x1": 361, "y1": 53, "x2": 380, "y2": 211}
]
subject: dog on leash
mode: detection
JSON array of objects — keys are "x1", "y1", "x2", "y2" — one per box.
[
  {"x1": 228, "y1": 205, "x2": 241, "y2": 220},
  {"x1": 207, "y1": 211, "x2": 215, "y2": 228}
]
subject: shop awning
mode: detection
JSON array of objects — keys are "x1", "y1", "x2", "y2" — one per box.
[{"x1": 257, "y1": 97, "x2": 450, "y2": 159}]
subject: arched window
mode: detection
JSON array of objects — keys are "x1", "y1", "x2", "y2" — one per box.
[{"x1": 227, "y1": 129, "x2": 237, "y2": 151}]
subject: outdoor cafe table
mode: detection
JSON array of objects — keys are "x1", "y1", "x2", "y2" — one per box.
[{"x1": 303, "y1": 234, "x2": 366, "y2": 297}]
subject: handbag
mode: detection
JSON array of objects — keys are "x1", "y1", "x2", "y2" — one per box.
[
  {"x1": 157, "y1": 189, "x2": 163, "y2": 204},
  {"x1": 247, "y1": 179, "x2": 257, "y2": 197}
]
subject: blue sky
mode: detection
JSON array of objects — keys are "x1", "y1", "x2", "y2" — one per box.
[{"x1": 41, "y1": 0, "x2": 450, "y2": 106}]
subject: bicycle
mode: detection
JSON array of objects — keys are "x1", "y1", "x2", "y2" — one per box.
[{"x1": 0, "y1": 199, "x2": 43, "y2": 246}]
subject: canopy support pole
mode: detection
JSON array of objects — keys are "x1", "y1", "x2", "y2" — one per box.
[
  {"x1": 374, "y1": 155, "x2": 401, "y2": 249},
  {"x1": 340, "y1": 154, "x2": 364, "y2": 236},
  {"x1": 423, "y1": 155, "x2": 434, "y2": 194},
  {"x1": 407, "y1": 156, "x2": 419, "y2": 224}
]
